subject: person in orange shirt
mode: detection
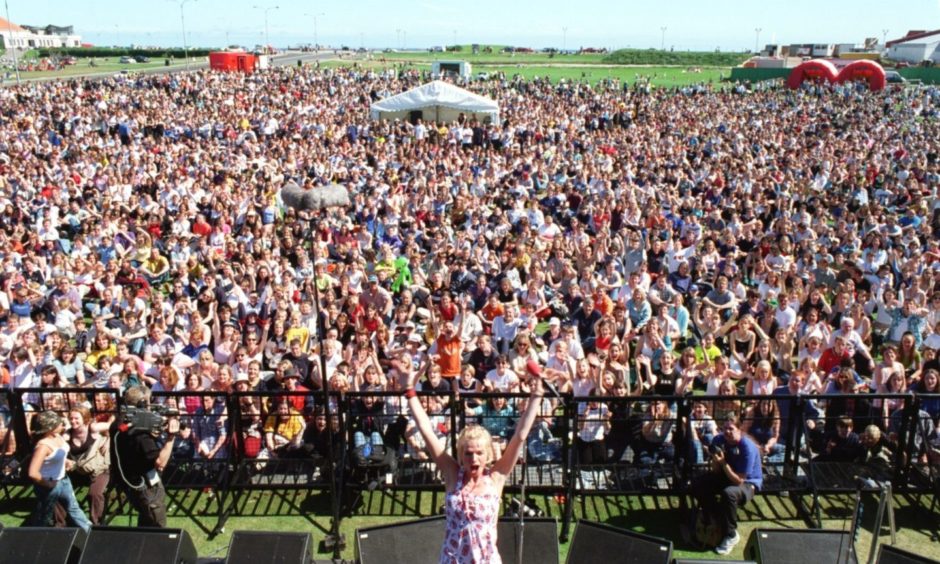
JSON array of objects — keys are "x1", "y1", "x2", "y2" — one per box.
[
  {"x1": 479, "y1": 293, "x2": 505, "y2": 335},
  {"x1": 592, "y1": 287, "x2": 615, "y2": 318},
  {"x1": 431, "y1": 297, "x2": 466, "y2": 379}
]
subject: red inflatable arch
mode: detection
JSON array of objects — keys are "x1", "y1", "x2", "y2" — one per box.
[
  {"x1": 836, "y1": 60, "x2": 887, "y2": 91},
  {"x1": 786, "y1": 59, "x2": 839, "y2": 89}
]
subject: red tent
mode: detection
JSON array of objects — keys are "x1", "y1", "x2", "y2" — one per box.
[
  {"x1": 786, "y1": 59, "x2": 838, "y2": 89},
  {"x1": 836, "y1": 60, "x2": 887, "y2": 91}
]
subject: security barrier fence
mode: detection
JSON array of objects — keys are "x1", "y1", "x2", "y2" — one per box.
[{"x1": 0, "y1": 388, "x2": 936, "y2": 538}]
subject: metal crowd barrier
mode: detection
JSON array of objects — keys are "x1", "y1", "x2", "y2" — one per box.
[{"x1": 2, "y1": 387, "x2": 937, "y2": 539}]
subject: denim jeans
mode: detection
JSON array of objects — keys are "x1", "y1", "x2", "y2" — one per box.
[
  {"x1": 31, "y1": 476, "x2": 91, "y2": 532},
  {"x1": 354, "y1": 431, "x2": 383, "y2": 449}
]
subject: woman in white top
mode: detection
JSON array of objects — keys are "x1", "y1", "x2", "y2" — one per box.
[{"x1": 27, "y1": 411, "x2": 92, "y2": 532}]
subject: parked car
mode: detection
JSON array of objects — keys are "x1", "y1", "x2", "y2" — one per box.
[
  {"x1": 884, "y1": 71, "x2": 906, "y2": 84},
  {"x1": 134, "y1": 55, "x2": 150, "y2": 63}
]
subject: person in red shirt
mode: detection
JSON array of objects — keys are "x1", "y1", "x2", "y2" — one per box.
[
  {"x1": 281, "y1": 368, "x2": 312, "y2": 412},
  {"x1": 818, "y1": 336, "x2": 851, "y2": 377},
  {"x1": 191, "y1": 213, "x2": 212, "y2": 238}
]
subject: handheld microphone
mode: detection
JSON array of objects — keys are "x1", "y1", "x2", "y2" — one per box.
[{"x1": 525, "y1": 359, "x2": 563, "y2": 399}]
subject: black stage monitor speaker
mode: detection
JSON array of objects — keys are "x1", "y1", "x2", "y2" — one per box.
[
  {"x1": 357, "y1": 516, "x2": 445, "y2": 564},
  {"x1": 357, "y1": 516, "x2": 559, "y2": 564},
  {"x1": 225, "y1": 531, "x2": 312, "y2": 564},
  {"x1": 567, "y1": 520, "x2": 672, "y2": 564},
  {"x1": 79, "y1": 527, "x2": 197, "y2": 564},
  {"x1": 674, "y1": 560, "x2": 756, "y2": 564},
  {"x1": 745, "y1": 529, "x2": 856, "y2": 564},
  {"x1": 877, "y1": 545, "x2": 940, "y2": 564},
  {"x1": 495, "y1": 518, "x2": 559, "y2": 564},
  {"x1": 0, "y1": 527, "x2": 87, "y2": 564}
]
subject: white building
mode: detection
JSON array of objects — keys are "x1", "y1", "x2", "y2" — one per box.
[
  {"x1": 886, "y1": 29, "x2": 940, "y2": 64},
  {"x1": 0, "y1": 17, "x2": 81, "y2": 50}
]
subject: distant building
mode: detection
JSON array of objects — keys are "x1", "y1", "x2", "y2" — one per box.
[
  {"x1": 885, "y1": 29, "x2": 940, "y2": 64},
  {"x1": 0, "y1": 17, "x2": 81, "y2": 50}
]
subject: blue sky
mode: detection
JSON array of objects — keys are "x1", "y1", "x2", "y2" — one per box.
[{"x1": 10, "y1": 0, "x2": 940, "y2": 50}]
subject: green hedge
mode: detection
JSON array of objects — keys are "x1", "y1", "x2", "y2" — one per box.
[
  {"x1": 602, "y1": 48, "x2": 750, "y2": 66},
  {"x1": 37, "y1": 47, "x2": 214, "y2": 59}
]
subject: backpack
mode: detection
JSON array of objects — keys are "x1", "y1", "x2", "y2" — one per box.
[
  {"x1": 680, "y1": 505, "x2": 724, "y2": 550},
  {"x1": 352, "y1": 443, "x2": 398, "y2": 473}
]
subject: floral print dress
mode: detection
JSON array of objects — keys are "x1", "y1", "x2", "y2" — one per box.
[{"x1": 441, "y1": 468, "x2": 501, "y2": 563}]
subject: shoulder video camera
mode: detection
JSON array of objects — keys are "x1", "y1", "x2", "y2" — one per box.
[{"x1": 120, "y1": 404, "x2": 180, "y2": 435}]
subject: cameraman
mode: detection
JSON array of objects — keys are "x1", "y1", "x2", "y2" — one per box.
[
  {"x1": 109, "y1": 385, "x2": 179, "y2": 527},
  {"x1": 691, "y1": 414, "x2": 763, "y2": 555}
]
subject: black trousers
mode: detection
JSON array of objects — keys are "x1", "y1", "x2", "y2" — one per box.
[
  {"x1": 691, "y1": 471, "x2": 755, "y2": 535},
  {"x1": 576, "y1": 437, "x2": 607, "y2": 465},
  {"x1": 123, "y1": 482, "x2": 168, "y2": 528}
]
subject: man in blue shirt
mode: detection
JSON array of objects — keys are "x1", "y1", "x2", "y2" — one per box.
[{"x1": 691, "y1": 414, "x2": 763, "y2": 555}]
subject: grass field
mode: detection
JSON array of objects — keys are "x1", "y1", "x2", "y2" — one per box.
[
  {"x1": 323, "y1": 59, "x2": 728, "y2": 87},
  {"x1": 5, "y1": 57, "x2": 195, "y2": 80},
  {"x1": 377, "y1": 48, "x2": 609, "y2": 65},
  {"x1": 0, "y1": 487, "x2": 935, "y2": 561},
  {"x1": 372, "y1": 44, "x2": 748, "y2": 68}
]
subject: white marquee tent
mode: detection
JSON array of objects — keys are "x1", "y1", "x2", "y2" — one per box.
[{"x1": 369, "y1": 80, "x2": 499, "y2": 124}]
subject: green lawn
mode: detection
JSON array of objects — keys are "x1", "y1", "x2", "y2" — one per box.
[
  {"x1": 378, "y1": 48, "x2": 609, "y2": 65},
  {"x1": 9, "y1": 57, "x2": 195, "y2": 79},
  {"x1": 1, "y1": 487, "x2": 935, "y2": 561},
  {"x1": 322, "y1": 59, "x2": 728, "y2": 87},
  {"x1": 473, "y1": 64, "x2": 727, "y2": 87}
]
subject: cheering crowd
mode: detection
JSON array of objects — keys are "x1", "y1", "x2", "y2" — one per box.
[{"x1": 1, "y1": 64, "x2": 940, "y2": 534}]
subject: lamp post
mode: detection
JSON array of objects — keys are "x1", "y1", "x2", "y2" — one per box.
[
  {"x1": 169, "y1": 0, "x2": 196, "y2": 71},
  {"x1": 882, "y1": 28, "x2": 889, "y2": 49},
  {"x1": 252, "y1": 4, "x2": 279, "y2": 53},
  {"x1": 754, "y1": 27, "x2": 762, "y2": 54},
  {"x1": 660, "y1": 26, "x2": 667, "y2": 51},
  {"x1": 395, "y1": 28, "x2": 401, "y2": 50},
  {"x1": 3, "y1": 0, "x2": 18, "y2": 84},
  {"x1": 562, "y1": 26, "x2": 568, "y2": 52},
  {"x1": 305, "y1": 12, "x2": 324, "y2": 50}
]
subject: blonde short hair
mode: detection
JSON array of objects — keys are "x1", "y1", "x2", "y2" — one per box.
[{"x1": 456, "y1": 425, "x2": 496, "y2": 466}]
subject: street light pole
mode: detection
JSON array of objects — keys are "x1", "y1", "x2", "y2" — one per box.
[
  {"x1": 754, "y1": 27, "x2": 761, "y2": 54},
  {"x1": 305, "y1": 12, "x2": 325, "y2": 50},
  {"x1": 253, "y1": 4, "x2": 279, "y2": 53},
  {"x1": 660, "y1": 26, "x2": 667, "y2": 51},
  {"x1": 170, "y1": 0, "x2": 196, "y2": 71},
  {"x1": 882, "y1": 28, "x2": 889, "y2": 49},
  {"x1": 562, "y1": 26, "x2": 568, "y2": 52},
  {"x1": 4, "y1": 0, "x2": 20, "y2": 84}
]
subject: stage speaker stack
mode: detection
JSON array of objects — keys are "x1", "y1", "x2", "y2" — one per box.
[
  {"x1": 0, "y1": 527, "x2": 87, "y2": 564},
  {"x1": 357, "y1": 516, "x2": 559, "y2": 564},
  {"x1": 745, "y1": 529, "x2": 855, "y2": 564},
  {"x1": 224, "y1": 531, "x2": 313, "y2": 564},
  {"x1": 78, "y1": 527, "x2": 197, "y2": 564},
  {"x1": 672, "y1": 558, "x2": 757, "y2": 564},
  {"x1": 566, "y1": 520, "x2": 672, "y2": 564},
  {"x1": 876, "y1": 545, "x2": 940, "y2": 564}
]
